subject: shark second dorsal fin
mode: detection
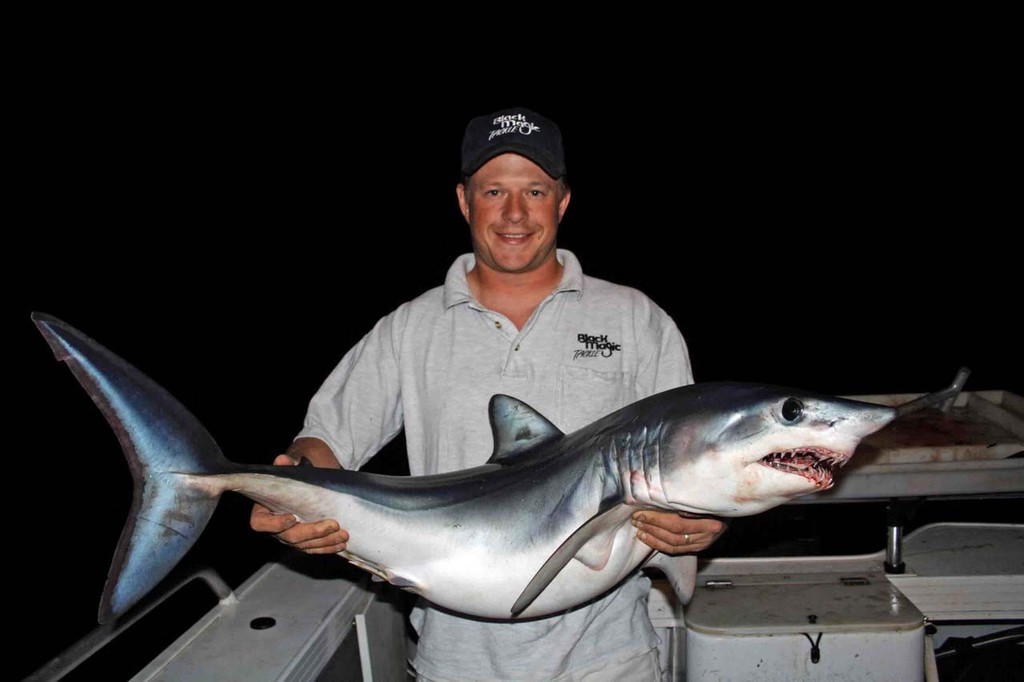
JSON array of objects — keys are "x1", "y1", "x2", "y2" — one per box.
[{"x1": 486, "y1": 394, "x2": 563, "y2": 463}]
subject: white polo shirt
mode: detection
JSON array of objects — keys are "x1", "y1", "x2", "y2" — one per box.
[{"x1": 298, "y1": 249, "x2": 693, "y2": 680}]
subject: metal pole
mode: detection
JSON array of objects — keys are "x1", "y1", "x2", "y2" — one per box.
[{"x1": 884, "y1": 500, "x2": 906, "y2": 574}]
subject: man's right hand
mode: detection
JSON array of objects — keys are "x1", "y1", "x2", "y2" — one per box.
[{"x1": 249, "y1": 453, "x2": 350, "y2": 555}]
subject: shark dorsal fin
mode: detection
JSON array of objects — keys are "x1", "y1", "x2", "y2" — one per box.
[{"x1": 486, "y1": 394, "x2": 563, "y2": 463}]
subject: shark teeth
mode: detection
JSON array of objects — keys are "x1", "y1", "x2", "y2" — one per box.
[{"x1": 759, "y1": 447, "x2": 846, "y2": 488}]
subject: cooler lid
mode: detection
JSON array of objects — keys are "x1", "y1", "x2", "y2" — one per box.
[{"x1": 686, "y1": 571, "x2": 924, "y2": 636}]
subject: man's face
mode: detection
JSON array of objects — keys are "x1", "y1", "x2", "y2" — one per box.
[{"x1": 457, "y1": 153, "x2": 571, "y2": 276}]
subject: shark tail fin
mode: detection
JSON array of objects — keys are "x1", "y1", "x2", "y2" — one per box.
[{"x1": 32, "y1": 313, "x2": 232, "y2": 623}]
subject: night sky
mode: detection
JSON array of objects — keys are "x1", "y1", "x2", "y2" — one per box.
[{"x1": 13, "y1": 72, "x2": 1020, "y2": 679}]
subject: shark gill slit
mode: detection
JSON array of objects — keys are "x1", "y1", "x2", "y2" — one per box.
[
  {"x1": 630, "y1": 426, "x2": 646, "y2": 502},
  {"x1": 601, "y1": 434, "x2": 628, "y2": 504},
  {"x1": 618, "y1": 430, "x2": 632, "y2": 501},
  {"x1": 644, "y1": 421, "x2": 667, "y2": 507},
  {"x1": 603, "y1": 424, "x2": 664, "y2": 507}
]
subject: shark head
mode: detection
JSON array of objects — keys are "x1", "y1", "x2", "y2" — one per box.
[{"x1": 655, "y1": 383, "x2": 896, "y2": 516}]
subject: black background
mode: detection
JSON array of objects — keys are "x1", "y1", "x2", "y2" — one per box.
[{"x1": 12, "y1": 51, "x2": 1021, "y2": 679}]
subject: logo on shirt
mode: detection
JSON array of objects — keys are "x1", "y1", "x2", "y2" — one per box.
[{"x1": 574, "y1": 333, "x2": 621, "y2": 360}]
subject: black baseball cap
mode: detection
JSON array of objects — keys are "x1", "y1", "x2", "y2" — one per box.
[{"x1": 460, "y1": 107, "x2": 566, "y2": 179}]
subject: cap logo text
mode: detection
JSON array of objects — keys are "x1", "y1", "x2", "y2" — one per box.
[{"x1": 489, "y1": 113, "x2": 540, "y2": 140}]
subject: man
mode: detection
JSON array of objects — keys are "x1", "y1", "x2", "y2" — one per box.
[{"x1": 251, "y1": 107, "x2": 726, "y2": 680}]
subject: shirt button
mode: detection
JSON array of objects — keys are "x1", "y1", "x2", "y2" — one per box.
[{"x1": 495, "y1": 321, "x2": 502, "y2": 329}]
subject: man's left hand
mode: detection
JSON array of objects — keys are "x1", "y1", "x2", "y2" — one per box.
[{"x1": 632, "y1": 511, "x2": 728, "y2": 554}]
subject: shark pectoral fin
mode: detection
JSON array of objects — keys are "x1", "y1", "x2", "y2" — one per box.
[
  {"x1": 510, "y1": 506, "x2": 633, "y2": 618},
  {"x1": 644, "y1": 553, "x2": 698, "y2": 605}
]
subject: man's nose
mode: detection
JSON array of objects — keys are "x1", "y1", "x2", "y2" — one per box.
[{"x1": 503, "y1": 194, "x2": 526, "y2": 223}]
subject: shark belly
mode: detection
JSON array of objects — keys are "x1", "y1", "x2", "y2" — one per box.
[
  {"x1": 212, "y1": 472, "x2": 652, "y2": 619},
  {"x1": 347, "y1": 502, "x2": 651, "y2": 619}
]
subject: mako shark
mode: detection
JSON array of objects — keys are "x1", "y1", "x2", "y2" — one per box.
[{"x1": 33, "y1": 313, "x2": 966, "y2": 623}]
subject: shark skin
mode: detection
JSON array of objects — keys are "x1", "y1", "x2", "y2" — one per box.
[{"x1": 34, "y1": 312, "x2": 914, "y2": 623}]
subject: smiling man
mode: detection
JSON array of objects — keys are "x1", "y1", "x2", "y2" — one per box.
[
  {"x1": 250, "y1": 107, "x2": 726, "y2": 681},
  {"x1": 457, "y1": 151, "x2": 569, "y2": 330}
]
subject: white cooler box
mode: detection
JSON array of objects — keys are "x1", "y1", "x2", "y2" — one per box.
[{"x1": 683, "y1": 568, "x2": 925, "y2": 681}]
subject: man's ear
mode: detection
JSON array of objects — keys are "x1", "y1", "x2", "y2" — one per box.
[
  {"x1": 456, "y1": 182, "x2": 471, "y2": 223},
  {"x1": 558, "y1": 188, "x2": 571, "y2": 222}
]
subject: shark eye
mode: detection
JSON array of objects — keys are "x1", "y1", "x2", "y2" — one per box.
[{"x1": 781, "y1": 398, "x2": 804, "y2": 423}]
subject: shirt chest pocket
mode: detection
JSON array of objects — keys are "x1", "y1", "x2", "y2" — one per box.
[{"x1": 558, "y1": 364, "x2": 637, "y2": 430}]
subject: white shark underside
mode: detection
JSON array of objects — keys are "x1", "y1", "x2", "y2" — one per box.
[
  {"x1": 33, "y1": 312, "x2": 961, "y2": 623},
  {"x1": 190, "y1": 471, "x2": 652, "y2": 619}
]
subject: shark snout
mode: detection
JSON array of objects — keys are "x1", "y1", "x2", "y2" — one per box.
[{"x1": 845, "y1": 403, "x2": 897, "y2": 438}]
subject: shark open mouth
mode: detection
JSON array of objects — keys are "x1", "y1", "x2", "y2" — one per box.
[{"x1": 759, "y1": 448, "x2": 847, "y2": 488}]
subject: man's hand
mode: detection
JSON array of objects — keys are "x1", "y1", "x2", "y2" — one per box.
[
  {"x1": 632, "y1": 510, "x2": 727, "y2": 554},
  {"x1": 249, "y1": 453, "x2": 350, "y2": 554}
]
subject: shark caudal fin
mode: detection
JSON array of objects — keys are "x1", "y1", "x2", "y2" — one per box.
[{"x1": 32, "y1": 313, "x2": 231, "y2": 623}]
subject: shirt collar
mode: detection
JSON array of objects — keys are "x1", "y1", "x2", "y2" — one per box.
[{"x1": 442, "y1": 248, "x2": 584, "y2": 310}]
